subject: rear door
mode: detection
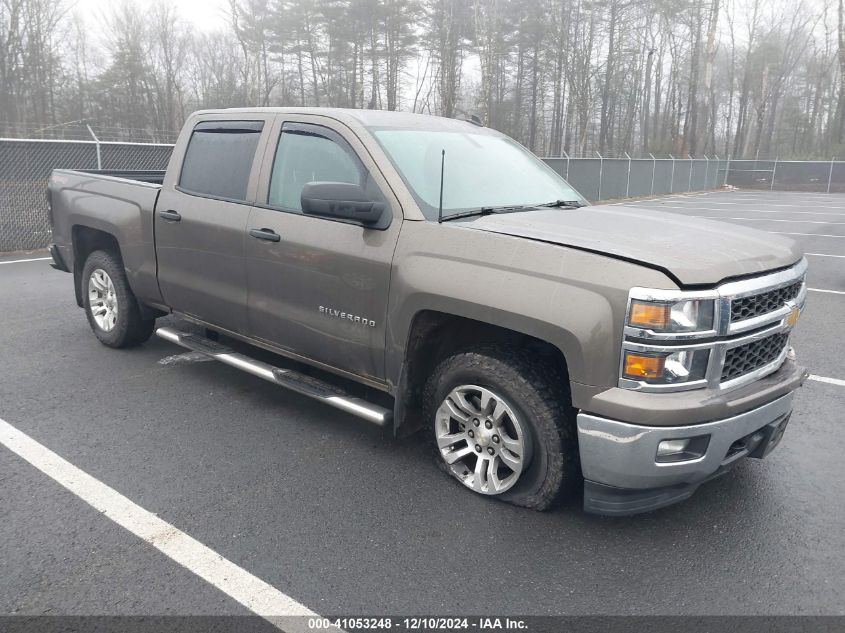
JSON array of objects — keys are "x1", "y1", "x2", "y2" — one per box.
[
  {"x1": 156, "y1": 116, "x2": 273, "y2": 334},
  {"x1": 244, "y1": 116, "x2": 403, "y2": 382}
]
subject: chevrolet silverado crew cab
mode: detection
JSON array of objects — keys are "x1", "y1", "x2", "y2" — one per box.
[{"x1": 47, "y1": 108, "x2": 808, "y2": 515}]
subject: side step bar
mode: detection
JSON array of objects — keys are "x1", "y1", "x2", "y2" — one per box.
[{"x1": 155, "y1": 327, "x2": 392, "y2": 427}]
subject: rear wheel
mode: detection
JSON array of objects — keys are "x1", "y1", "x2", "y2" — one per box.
[
  {"x1": 81, "y1": 249, "x2": 155, "y2": 348},
  {"x1": 424, "y1": 346, "x2": 580, "y2": 510}
]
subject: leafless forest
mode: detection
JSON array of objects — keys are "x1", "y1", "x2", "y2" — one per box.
[{"x1": 0, "y1": 0, "x2": 841, "y2": 158}]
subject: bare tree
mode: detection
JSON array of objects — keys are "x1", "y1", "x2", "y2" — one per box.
[{"x1": 0, "y1": 0, "x2": 839, "y2": 158}]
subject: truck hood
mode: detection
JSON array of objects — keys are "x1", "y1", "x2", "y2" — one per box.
[{"x1": 459, "y1": 205, "x2": 803, "y2": 286}]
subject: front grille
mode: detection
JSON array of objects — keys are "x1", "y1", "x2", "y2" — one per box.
[
  {"x1": 721, "y1": 332, "x2": 789, "y2": 382},
  {"x1": 730, "y1": 281, "x2": 802, "y2": 323}
]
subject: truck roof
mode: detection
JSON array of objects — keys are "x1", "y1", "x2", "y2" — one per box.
[{"x1": 191, "y1": 107, "x2": 490, "y2": 132}]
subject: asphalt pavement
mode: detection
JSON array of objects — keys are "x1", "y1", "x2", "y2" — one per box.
[{"x1": 1, "y1": 190, "x2": 843, "y2": 618}]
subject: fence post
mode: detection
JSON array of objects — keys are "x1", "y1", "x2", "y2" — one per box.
[
  {"x1": 770, "y1": 156, "x2": 778, "y2": 191},
  {"x1": 669, "y1": 154, "x2": 676, "y2": 193},
  {"x1": 596, "y1": 151, "x2": 604, "y2": 200},
  {"x1": 713, "y1": 155, "x2": 719, "y2": 188},
  {"x1": 650, "y1": 153, "x2": 656, "y2": 194},
  {"x1": 688, "y1": 155, "x2": 694, "y2": 192},
  {"x1": 625, "y1": 152, "x2": 631, "y2": 198},
  {"x1": 704, "y1": 155, "x2": 710, "y2": 190},
  {"x1": 562, "y1": 149, "x2": 570, "y2": 182},
  {"x1": 86, "y1": 125, "x2": 102, "y2": 170},
  {"x1": 828, "y1": 157, "x2": 835, "y2": 194},
  {"x1": 724, "y1": 154, "x2": 730, "y2": 186}
]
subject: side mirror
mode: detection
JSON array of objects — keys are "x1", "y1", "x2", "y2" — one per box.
[{"x1": 301, "y1": 182, "x2": 386, "y2": 225}]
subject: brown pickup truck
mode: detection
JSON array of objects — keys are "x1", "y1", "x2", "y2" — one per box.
[{"x1": 47, "y1": 107, "x2": 808, "y2": 515}]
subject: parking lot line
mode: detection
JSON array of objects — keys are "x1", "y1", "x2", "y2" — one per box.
[
  {"x1": 776, "y1": 232, "x2": 845, "y2": 238},
  {"x1": 0, "y1": 257, "x2": 51, "y2": 265},
  {"x1": 0, "y1": 415, "x2": 323, "y2": 628},
  {"x1": 637, "y1": 205, "x2": 845, "y2": 215},
  {"x1": 806, "y1": 253, "x2": 845, "y2": 258},
  {"x1": 696, "y1": 216, "x2": 845, "y2": 225},
  {"x1": 656, "y1": 201, "x2": 845, "y2": 209},
  {"x1": 809, "y1": 375, "x2": 845, "y2": 387},
  {"x1": 808, "y1": 287, "x2": 845, "y2": 295},
  {"x1": 607, "y1": 193, "x2": 713, "y2": 204}
]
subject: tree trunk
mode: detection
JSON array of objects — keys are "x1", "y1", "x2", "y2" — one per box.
[{"x1": 599, "y1": 0, "x2": 617, "y2": 154}]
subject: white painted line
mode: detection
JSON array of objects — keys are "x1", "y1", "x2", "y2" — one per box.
[
  {"x1": 0, "y1": 257, "x2": 51, "y2": 265},
  {"x1": 615, "y1": 205, "x2": 845, "y2": 216},
  {"x1": 809, "y1": 374, "x2": 845, "y2": 387},
  {"x1": 806, "y1": 252, "x2": 845, "y2": 258},
  {"x1": 660, "y1": 195, "x2": 842, "y2": 200},
  {"x1": 726, "y1": 200, "x2": 844, "y2": 203},
  {"x1": 712, "y1": 210, "x2": 845, "y2": 216},
  {"x1": 695, "y1": 216, "x2": 845, "y2": 225},
  {"x1": 732, "y1": 196, "x2": 844, "y2": 200},
  {"x1": 658, "y1": 201, "x2": 845, "y2": 209},
  {"x1": 776, "y1": 232, "x2": 845, "y2": 238},
  {"x1": 808, "y1": 287, "x2": 845, "y2": 295},
  {"x1": 0, "y1": 416, "x2": 328, "y2": 630},
  {"x1": 607, "y1": 192, "x2": 712, "y2": 204},
  {"x1": 609, "y1": 198, "x2": 690, "y2": 205},
  {"x1": 616, "y1": 205, "x2": 740, "y2": 212}
]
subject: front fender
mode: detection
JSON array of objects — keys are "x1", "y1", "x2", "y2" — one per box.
[{"x1": 385, "y1": 221, "x2": 678, "y2": 401}]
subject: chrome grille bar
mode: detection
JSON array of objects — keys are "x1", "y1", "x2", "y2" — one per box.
[{"x1": 620, "y1": 258, "x2": 807, "y2": 394}]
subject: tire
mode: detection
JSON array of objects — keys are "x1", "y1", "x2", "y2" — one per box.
[
  {"x1": 81, "y1": 249, "x2": 155, "y2": 348},
  {"x1": 423, "y1": 345, "x2": 580, "y2": 511}
]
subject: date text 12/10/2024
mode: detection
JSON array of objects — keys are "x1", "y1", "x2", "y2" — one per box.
[{"x1": 306, "y1": 617, "x2": 529, "y2": 630}]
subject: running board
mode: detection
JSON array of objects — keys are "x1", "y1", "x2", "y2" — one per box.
[{"x1": 155, "y1": 327, "x2": 392, "y2": 427}]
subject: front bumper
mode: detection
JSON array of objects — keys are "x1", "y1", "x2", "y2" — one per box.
[{"x1": 578, "y1": 392, "x2": 795, "y2": 516}]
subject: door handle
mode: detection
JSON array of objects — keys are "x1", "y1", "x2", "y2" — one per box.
[
  {"x1": 159, "y1": 210, "x2": 182, "y2": 222},
  {"x1": 249, "y1": 228, "x2": 281, "y2": 242}
]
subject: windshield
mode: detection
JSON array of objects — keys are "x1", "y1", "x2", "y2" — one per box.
[{"x1": 370, "y1": 127, "x2": 585, "y2": 220}]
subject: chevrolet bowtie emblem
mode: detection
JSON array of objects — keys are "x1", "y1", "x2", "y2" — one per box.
[{"x1": 786, "y1": 305, "x2": 801, "y2": 327}]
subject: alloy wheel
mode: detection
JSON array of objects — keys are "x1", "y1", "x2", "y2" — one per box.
[
  {"x1": 435, "y1": 384, "x2": 531, "y2": 495},
  {"x1": 88, "y1": 268, "x2": 118, "y2": 332}
]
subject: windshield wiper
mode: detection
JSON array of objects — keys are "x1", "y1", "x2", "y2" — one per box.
[
  {"x1": 440, "y1": 205, "x2": 531, "y2": 222},
  {"x1": 537, "y1": 199, "x2": 587, "y2": 208}
]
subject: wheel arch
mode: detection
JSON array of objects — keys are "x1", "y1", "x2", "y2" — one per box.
[
  {"x1": 392, "y1": 308, "x2": 576, "y2": 437},
  {"x1": 71, "y1": 225, "x2": 122, "y2": 308},
  {"x1": 70, "y1": 225, "x2": 165, "y2": 320}
]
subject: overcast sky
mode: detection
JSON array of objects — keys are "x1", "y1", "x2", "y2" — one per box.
[{"x1": 73, "y1": 0, "x2": 232, "y2": 32}]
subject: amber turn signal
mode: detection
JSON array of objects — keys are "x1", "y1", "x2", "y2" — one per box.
[
  {"x1": 623, "y1": 352, "x2": 666, "y2": 379},
  {"x1": 629, "y1": 301, "x2": 671, "y2": 328}
]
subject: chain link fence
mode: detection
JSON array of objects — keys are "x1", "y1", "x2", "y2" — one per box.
[
  {"x1": 723, "y1": 159, "x2": 845, "y2": 192},
  {"x1": 0, "y1": 139, "x2": 173, "y2": 252},
  {"x1": 543, "y1": 156, "x2": 729, "y2": 200},
  {"x1": 3, "y1": 138, "x2": 845, "y2": 253}
]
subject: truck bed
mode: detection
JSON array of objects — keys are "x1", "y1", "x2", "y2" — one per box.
[
  {"x1": 48, "y1": 168, "x2": 165, "y2": 307},
  {"x1": 68, "y1": 169, "x2": 166, "y2": 185}
]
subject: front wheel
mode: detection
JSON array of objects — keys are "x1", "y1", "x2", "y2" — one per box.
[
  {"x1": 81, "y1": 250, "x2": 155, "y2": 348},
  {"x1": 424, "y1": 346, "x2": 580, "y2": 510}
]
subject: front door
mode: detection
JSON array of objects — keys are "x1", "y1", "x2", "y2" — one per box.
[
  {"x1": 156, "y1": 117, "x2": 272, "y2": 334},
  {"x1": 244, "y1": 118, "x2": 402, "y2": 382}
]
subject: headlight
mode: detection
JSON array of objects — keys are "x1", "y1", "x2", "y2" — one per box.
[
  {"x1": 623, "y1": 349, "x2": 710, "y2": 384},
  {"x1": 628, "y1": 298, "x2": 715, "y2": 333}
]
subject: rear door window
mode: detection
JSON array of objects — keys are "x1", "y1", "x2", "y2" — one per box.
[{"x1": 179, "y1": 120, "x2": 264, "y2": 201}]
